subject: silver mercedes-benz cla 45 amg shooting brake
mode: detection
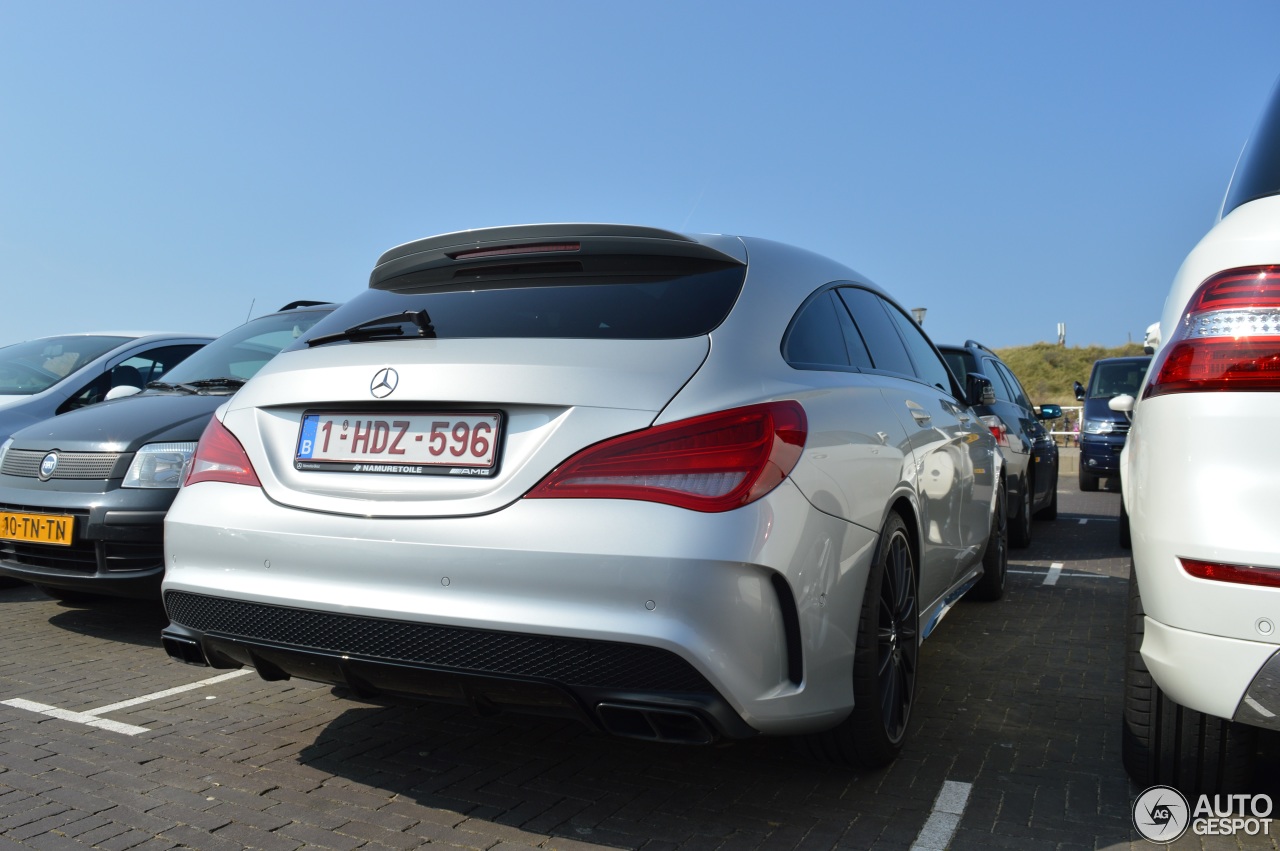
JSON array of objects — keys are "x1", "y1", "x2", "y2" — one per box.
[{"x1": 161, "y1": 224, "x2": 1005, "y2": 768}]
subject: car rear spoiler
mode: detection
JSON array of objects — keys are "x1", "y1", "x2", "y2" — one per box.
[{"x1": 369, "y1": 224, "x2": 747, "y2": 291}]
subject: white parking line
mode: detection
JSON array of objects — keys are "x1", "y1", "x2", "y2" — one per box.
[
  {"x1": 2, "y1": 669, "x2": 252, "y2": 736},
  {"x1": 910, "y1": 780, "x2": 972, "y2": 851},
  {"x1": 1043, "y1": 563, "x2": 1063, "y2": 586},
  {"x1": 1009, "y1": 567, "x2": 1125, "y2": 581}
]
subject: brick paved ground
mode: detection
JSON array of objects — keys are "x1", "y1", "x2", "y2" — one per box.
[{"x1": 0, "y1": 477, "x2": 1275, "y2": 850}]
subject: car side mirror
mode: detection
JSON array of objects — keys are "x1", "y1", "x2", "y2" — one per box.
[
  {"x1": 1109, "y1": 393, "x2": 1134, "y2": 417},
  {"x1": 966, "y1": 372, "x2": 995, "y2": 407},
  {"x1": 1037, "y1": 403, "x2": 1062, "y2": 420},
  {"x1": 1073, "y1": 380, "x2": 1086, "y2": 401},
  {"x1": 103, "y1": 385, "x2": 142, "y2": 401}
]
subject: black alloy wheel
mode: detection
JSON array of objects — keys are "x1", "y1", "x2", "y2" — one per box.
[
  {"x1": 873, "y1": 520, "x2": 919, "y2": 746},
  {"x1": 799, "y1": 512, "x2": 919, "y2": 768}
]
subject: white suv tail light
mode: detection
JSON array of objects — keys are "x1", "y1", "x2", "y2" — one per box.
[{"x1": 1146, "y1": 266, "x2": 1280, "y2": 397}]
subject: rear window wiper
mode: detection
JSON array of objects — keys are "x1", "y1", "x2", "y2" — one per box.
[{"x1": 307, "y1": 310, "x2": 436, "y2": 347}]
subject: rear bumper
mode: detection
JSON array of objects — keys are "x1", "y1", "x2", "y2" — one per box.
[
  {"x1": 162, "y1": 479, "x2": 880, "y2": 737},
  {"x1": 161, "y1": 598, "x2": 757, "y2": 743},
  {"x1": 1141, "y1": 616, "x2": 1280, "y2": 728}
]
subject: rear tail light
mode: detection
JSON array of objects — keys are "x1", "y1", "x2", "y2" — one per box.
[
  {"x1": 184, "y1": 418, "x2": 262, "y2": 487},
  {"x1": 525, "y1": 401, "x2": 807, "y2": 512},
  {"x1": 1180, "y1": 557, "x2": 1280, "y2": 589},
  {"x1": 1146, "y1": 266, "x2": 1280, "y2": 397},
  {"x1": 979, "y1": 415, "x2": 1007, "y2": 445}
]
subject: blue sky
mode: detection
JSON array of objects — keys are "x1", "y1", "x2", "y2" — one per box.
[{"x1": 2, "y1": 1, "x2": 1277, "y2": 351}]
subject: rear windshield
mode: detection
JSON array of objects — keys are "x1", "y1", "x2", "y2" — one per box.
[
  {"x1": 293, "y1": 264, "x2": 746, "y2": 349},
  {"x1": 1223, "y1": 77, "x2": 1280, "y2": 216}
]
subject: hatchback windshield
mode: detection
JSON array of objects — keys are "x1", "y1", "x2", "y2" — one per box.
[
  {"x1": 160, "y1": 309, "x2": 333, "y2": 385},
  {"x1": 0, "y1": 335, "x2": 133, "y2": 396}
]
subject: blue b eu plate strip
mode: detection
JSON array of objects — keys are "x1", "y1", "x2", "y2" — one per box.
[{"x1": 296, "y1": 415, "x2": 318, "y2": 459}]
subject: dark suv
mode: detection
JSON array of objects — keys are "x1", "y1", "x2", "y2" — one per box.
[
  {"x1": 1072, "y1": 355, "x2": 1150, "y2": 491},
  {"x1": 939, "y1": 341, "x2": 1062, "y2": 548}
]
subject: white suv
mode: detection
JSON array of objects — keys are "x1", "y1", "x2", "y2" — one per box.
[{"x1": 1116, "y1": 78, "x2": 1280, "y2": 794}]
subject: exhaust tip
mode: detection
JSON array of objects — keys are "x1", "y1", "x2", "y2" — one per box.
[
  {"x1": 596, "y1": 702, "x2": 715, "y2": 745},
  {"x1": 161, "y1": 630, "x2": 209, "y2": 666}
]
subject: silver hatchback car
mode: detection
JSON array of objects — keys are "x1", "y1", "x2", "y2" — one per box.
[{"x1": 161, "y1": 224, "x2": 1004, "y2": 767}]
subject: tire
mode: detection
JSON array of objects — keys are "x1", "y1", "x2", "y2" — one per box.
[
  {"x1": 36, "y1": 585, "x2": 102, "y2": 604},
  {"x1": 1118, "y1": 499, "x2": 1131, "y2": 549},
  {"x1": 1034, "y1": 481, "x2": 1054, "y2": 522},
  {"x1": 1009, "y1": 477, "x2": 1032, "y2": 549},
  {"x1": 1034, "y1": 470, "x2": 1058, "y2": 521},
  {"x1": 801, "y1": 512, "x2": 918, "y2": 768},
  {"x1": 969, "y1": 486, "x2": 1007, "y2": 602},
  {"x1": 1121, "y1": 569, "x2": 1256, "y2": 794},
  {"x1": 1078, "y1": 467, "x2": 1099, "y2": 492}
]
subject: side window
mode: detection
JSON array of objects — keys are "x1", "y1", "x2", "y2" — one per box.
[
  {"x1": 837, "y1": 288, "x2": 914, "y2": 377},
  {"x1": 830, "y1": 291, "x2": 875, "y2": 369},
  {"x1": 994, "y1": 361, "x2": 1032, "y2": 410},
  {"x1": 942, "y1": 351, "x2": 970, "y2": 386},
  {"x1": 783, "y1": 291, "x2": 851, "y2": 369},
  {"x1": 880, "y1": 299, "x2": 957, "y2": 394},
  {"x1": 119, "y1": 344, "x2": 204, "y2": 384},
  {"x1": 982, "y1": 357, "x2": 1015, "y2": 403},
  {"x1": 58, "y1": 344, "x2": 204, "y2": 413}
]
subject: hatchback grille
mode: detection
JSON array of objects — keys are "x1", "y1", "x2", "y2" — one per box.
[
  {"x1": 165, "y1": 592, "x2": 714, "y2": 694},
  {"x1": 1, "y1": 450, "x2": 124, "y2": 479}
]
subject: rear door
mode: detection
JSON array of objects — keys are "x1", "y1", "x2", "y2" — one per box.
[{"x1": 836, "y1": 288, "x2": 993, "y2": 606}]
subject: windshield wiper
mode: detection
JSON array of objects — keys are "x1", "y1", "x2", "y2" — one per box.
[
  {"x1": 176, "y1": 377, "x2": 247, "y2": 395},
  {"x1": 145, "y1": 381, "x2": 197, "y2": 395},
  {"x1": 307, "y1": 310, "x2": 436, "y2": 347}
]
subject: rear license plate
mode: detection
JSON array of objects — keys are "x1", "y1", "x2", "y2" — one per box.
[
  {"x1": 0, "y1": 511, "x2": 74, "y2": 546},
  {"x1": 295, "y1": 411, "x2": 503, "y2": 477}
]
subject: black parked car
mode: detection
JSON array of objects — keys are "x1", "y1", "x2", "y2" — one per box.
[
  {"x1": 939, "y1": 341, "x2": 1062, "y2": 548},
  {"x1": 0, "y1": 302, "x2": 335, "y2": 600}
]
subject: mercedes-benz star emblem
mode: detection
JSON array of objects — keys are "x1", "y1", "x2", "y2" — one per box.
[
  {"x1": 370, "y1": 367, "x2": 399, "y2": 399},
  {"x1": 39, "y1": 452, "x2": 59, "y2": 481}
]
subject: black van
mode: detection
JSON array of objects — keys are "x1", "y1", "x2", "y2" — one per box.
[{"x1": 1073, "y1": 355, "x2": 1150, "y2": 491}]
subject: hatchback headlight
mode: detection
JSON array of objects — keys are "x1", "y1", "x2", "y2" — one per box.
[
  {"x1": 1082, "y1": 419, "x2": 1114, "y2": 435},
  {"x1": 123, "y1": 442, "x2": 198, "y2": 489},
  {"x1": 0, "y1": 438, "x2": 11, "y2": 468}
]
